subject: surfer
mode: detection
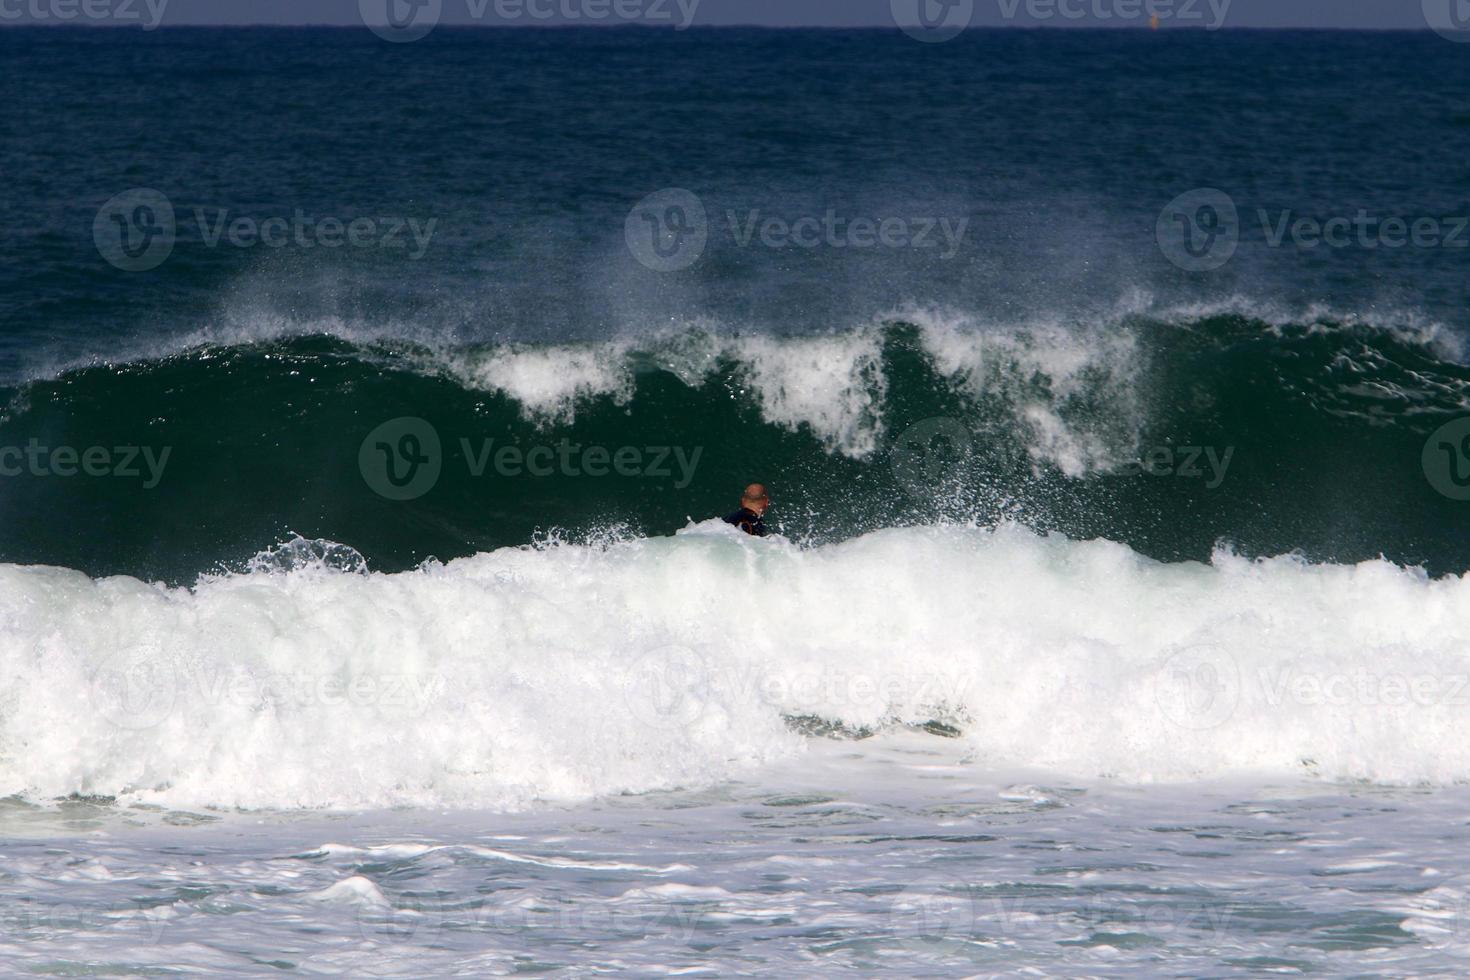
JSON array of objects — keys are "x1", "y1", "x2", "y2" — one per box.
[{"x1": 722, "y1": 484, "x2": 770, "y2": 537}]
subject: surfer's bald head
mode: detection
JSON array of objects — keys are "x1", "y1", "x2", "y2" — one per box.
[{"x1": 742, "y1": 484, "x2": 770, "y2": 515}]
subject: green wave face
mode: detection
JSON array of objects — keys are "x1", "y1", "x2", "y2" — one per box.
[{"x1": 2, "y1": 314, "x2": 1467, "y2": 583}]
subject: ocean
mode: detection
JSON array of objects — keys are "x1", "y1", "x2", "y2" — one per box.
[{"x1": 3, "y1": 24, "x2": 1470, "y2": 976}]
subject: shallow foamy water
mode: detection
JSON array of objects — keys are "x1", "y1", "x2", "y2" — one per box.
[{"x1": 4, "y1": 733, "x2": 1469, "y2": 977}]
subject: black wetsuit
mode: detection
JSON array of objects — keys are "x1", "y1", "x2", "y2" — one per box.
[{"x1": 722, "y1": 507, "x2": 768, "y2": 537}]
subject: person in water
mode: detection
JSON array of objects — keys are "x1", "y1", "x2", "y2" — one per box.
[{"x1": 722, "y1": 483, "x2": 770, "y2": 537}]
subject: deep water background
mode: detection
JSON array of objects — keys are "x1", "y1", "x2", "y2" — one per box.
[{"x1": 1, "y1": 27, "x2": 1469, "y2": 581}]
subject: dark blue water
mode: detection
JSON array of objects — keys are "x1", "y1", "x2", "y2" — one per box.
[{"x1": 2, "y1": 27, "x2": 1469, "y2": 580}]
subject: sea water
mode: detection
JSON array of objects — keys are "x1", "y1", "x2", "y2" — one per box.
[{"x1": 4, "y1": 26, "x2": 1470, "y2": 976}]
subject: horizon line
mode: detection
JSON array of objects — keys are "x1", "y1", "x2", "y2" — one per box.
[{"x1": 0, "y1": 23, "x2": 1446, "y2": 32}]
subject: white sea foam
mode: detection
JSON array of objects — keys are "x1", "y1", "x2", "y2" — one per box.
[
  {"x1": 9, "y1": 295, "x2": 1463, "y2": 475},
  {"x1": 431, "y1": 326, "x2": 890, "y2": 458},
  {"x1": 440, "y1": 341, "x2": 636, "y2": 424},
  {"x1": 903, "y1": 305, "x2": 1145, "y2": 475},
  {"x1": 1153, "y1": 295, "x2": 1466, "y2": 360},
  {"x1": 3, "y1": 523, "x2": 1470, "y2": 811},
  {"x1": 729, "y1": 328, "x2": 889, "y2": 458}
]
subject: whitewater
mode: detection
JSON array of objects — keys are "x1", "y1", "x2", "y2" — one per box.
[
  {"x1": 6, "y1": 520, "x2": 1470, "y2": 811},
  {"x1": 7, "y1": 22, "x2": 1470, "y2": 976},
  {"x1": 7, "y1": 522, "x2": 1470, "y2": 975}
]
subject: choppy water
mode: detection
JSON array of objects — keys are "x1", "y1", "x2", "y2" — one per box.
[
  {"x1": 4, "y1": 24, "x2": 1470, "y2": 977},
  {"x1": 8, "y1": 736, "x2": 1470, "y2": 976}
]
